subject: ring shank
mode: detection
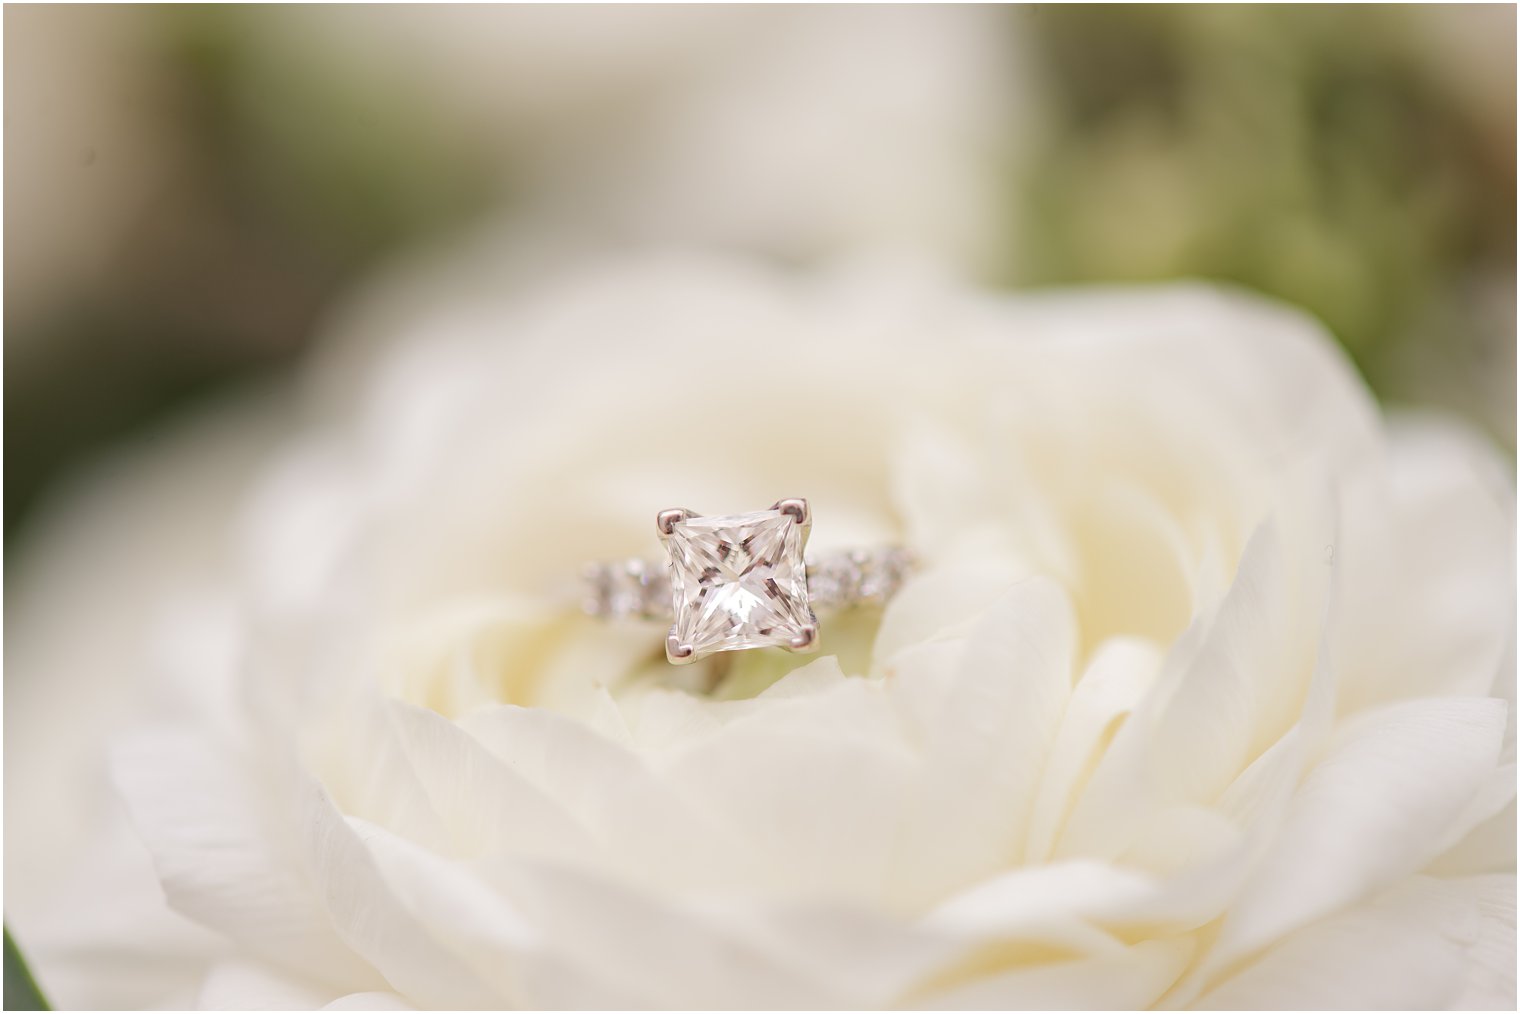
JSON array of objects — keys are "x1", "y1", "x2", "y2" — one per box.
[{"x1": 583, "y1": 546, "x2": 913, "y2": 621}]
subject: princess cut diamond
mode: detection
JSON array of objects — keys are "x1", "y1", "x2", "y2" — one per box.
[{"x1": 661, "y1": 505, "x2": 816, "y2": 663}]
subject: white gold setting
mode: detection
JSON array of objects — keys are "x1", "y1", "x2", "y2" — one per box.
[{"x1": 583, "y1": 498, "x2": 912, "y2": 665}]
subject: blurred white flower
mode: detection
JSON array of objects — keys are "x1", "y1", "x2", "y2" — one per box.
[
  {"x1": 7, "y1": 251, "x2": 1514, "y2": 1009},
  {"x1": 241, "y1": 5, "x2": 1021, "y2": 271}
]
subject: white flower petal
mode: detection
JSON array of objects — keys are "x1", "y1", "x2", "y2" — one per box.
[
  {"x1": 493, "y1": 858, "x2": 961, "y2": 1008},
  {"x1": 195, "y1": 959, "x2": 335, "y2": 1010},
  {"x1": 323, "y1": 991, "x2": 416, "y2": 1011},
  {"x1": 1024, "y1": 637, "x2": 1162, "y2": 864},
  {"x1": 1428, "y1": 795, "x2": 1518, "y2": 879},
  {"x1": 1336, "y1": 417, "x2": 1516, "y2": 713},
  {"x1": 1206, "y1": 696, "x2": 1509, "y2": 973},
  {"x1": 459, "y1": 699, "x2": 767, "y2": 894},
  {"x1": 891, "y1": 416, "x2": 1072, "y2": 583},
  {"x1": 872, "y1": 561, "x2": 1029, "y2": 663},
  {"x1": 113, "y1": 730, "x2": 383, "y2": 992},
  {"x1": 297, "y1": 778, "x2": 504, "y2": 1008},
  {"x1": 925, "y1": 860, "x2": 1160, "y2": 948},
  {"x1": 494, "y1": 860, "x2": 868, "y2": 1007},
  {"x1": 381, "y1": 699, "x2": 605, "y2": 864},
  {"x1": 346, "y1": 817, "x2": 538, "y2": 1004},
  {"x1": 888, "y1": 578, "x2": 1077, "y2": 894},
  {"x1": 7, "y1": 809, "x2": 221, "y2": 1011},
  {"x1": 919, "y1": 937, "x2": 1194, "y2": 1010},
  {"x1": 1192, "y1": 874, "x2": 1515, "y2": 1010},
  {"x1": 1059, "y1": 518, "x2": 1326, "y2": 860},
  {"x1": 657, "y1": 662, "x2": 919, "y2": 905},
  {"x1": 1064, "y1": 479, "x2": 1199, "y2": 651}
]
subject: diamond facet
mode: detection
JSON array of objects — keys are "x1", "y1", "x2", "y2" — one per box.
[{"x1": 664, "y1": 508, "x2": 814, "y2": 659}]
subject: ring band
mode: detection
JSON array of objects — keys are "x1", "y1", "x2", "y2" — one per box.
[
  {"x1": 583, "y1": 545, "x2": 914, "y2": 621},
  {"x1": 582, "y1": 499, "x2": 911, "y2": 664}
]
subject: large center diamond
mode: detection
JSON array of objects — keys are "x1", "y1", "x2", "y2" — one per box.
[{"x1": 665, "y1": 509, "x2": 813, "y2": 656}]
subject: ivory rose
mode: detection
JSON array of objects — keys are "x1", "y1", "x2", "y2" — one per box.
[{"x1": 7, "y1": 252, "x2": 1514, "y2": 1009}]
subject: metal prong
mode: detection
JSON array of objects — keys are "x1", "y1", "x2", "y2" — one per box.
[
  {"x1": 657, "y1": 507, "x2": 696, "y2": 538},
  {"x1": 772, "y1": 498, "x2": 810, "y2": 528},
  {"x1": 666, "y1": 632, "x2": 697, "y2": 665},
  {"x1": 787, "y1": 623, "x2": 819, "y2": 653}
]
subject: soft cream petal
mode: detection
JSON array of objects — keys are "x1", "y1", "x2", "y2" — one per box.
[
  {"x1": 303, "y1": 691, "x2": 452, "y2": 855},
  {"x1": 346, "y1": 817, "x2": 538, "y2": 1004},
  {"x1": 925, "y1": 860, "x2": 1161, "y2": 946},
  {"x1": 1336, "y1": 417, "x2": 1516, "y2": 714},
  {"x1": 382, "y1": 699, "x2": 605, "y2": 864},
  {"x1": 1205, "y1": 696, "x2": 1509, "y2": 974},
  {"x1": 918, "y1": 937, "x2": 1194, "y2": 1010},
  {"x1": 8, "y1": 805, "x2": 222, "y2": 1011},
  {"x1": 1063, "y1": 479, "x2": 1199, "y2": 652},
  {"x1": 1058, "y1": 520, "x2": 1313, "y2": 860},
  {"x1": 297, "y1": 778, "x2": 505, "y2": 1008},
  {"x1": 872, "y1": 562, "x2": 1030, "y2": 664},
  {"x1": 1428, "y1": 797, "x2": 1518, "y2": 879},
  {"x1": 489, "y1": 857, "x2": 969, "y2": 1008},
  {"x1": 113, "y1": 730, "x2": 383, "y2": 993},
  {"x1": 891, "y1": 416, "x2": 1071, "y2": 584},
  {"x1": 1191, "y1": 874, "x2": 1516, "y2": 1010},
  {"x1": 888, "y1": 578, "x2": 1077, "y2": 897},
  {"x1": 1024, "y1": 636, "x2": 1162, "y2": 864},
  {"x1": 656, "y1": 663, "x2": 919, "y2": 904},
  {"x1": 323, "y1": 992, "x2": 416, "y2": 1011},
  {"x1": 458, "y1": 699, "x2": 768, "y2": 895},
  {"x1": 196, "y1": 959, "x2": 335, "y2": 1010},
  {"x1": 493, "y1": 859, "x2": 889, "y2": 1008}
]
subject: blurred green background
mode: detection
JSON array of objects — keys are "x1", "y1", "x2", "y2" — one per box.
[{"x1": 6, "y1": 4, "x2": 1514, "y2": 544}]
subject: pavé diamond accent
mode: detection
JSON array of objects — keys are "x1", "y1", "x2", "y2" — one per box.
[
  {"x1": 663, "y1": 507, "x2": 815, "y2": 661},
  {"x1": 582, "y1": 559, "x2": 671, "y2": 620}
]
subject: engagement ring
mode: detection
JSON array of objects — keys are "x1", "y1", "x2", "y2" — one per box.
[{"x1": 583, "y1": 499, "x2": 911, "y2": 664}]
